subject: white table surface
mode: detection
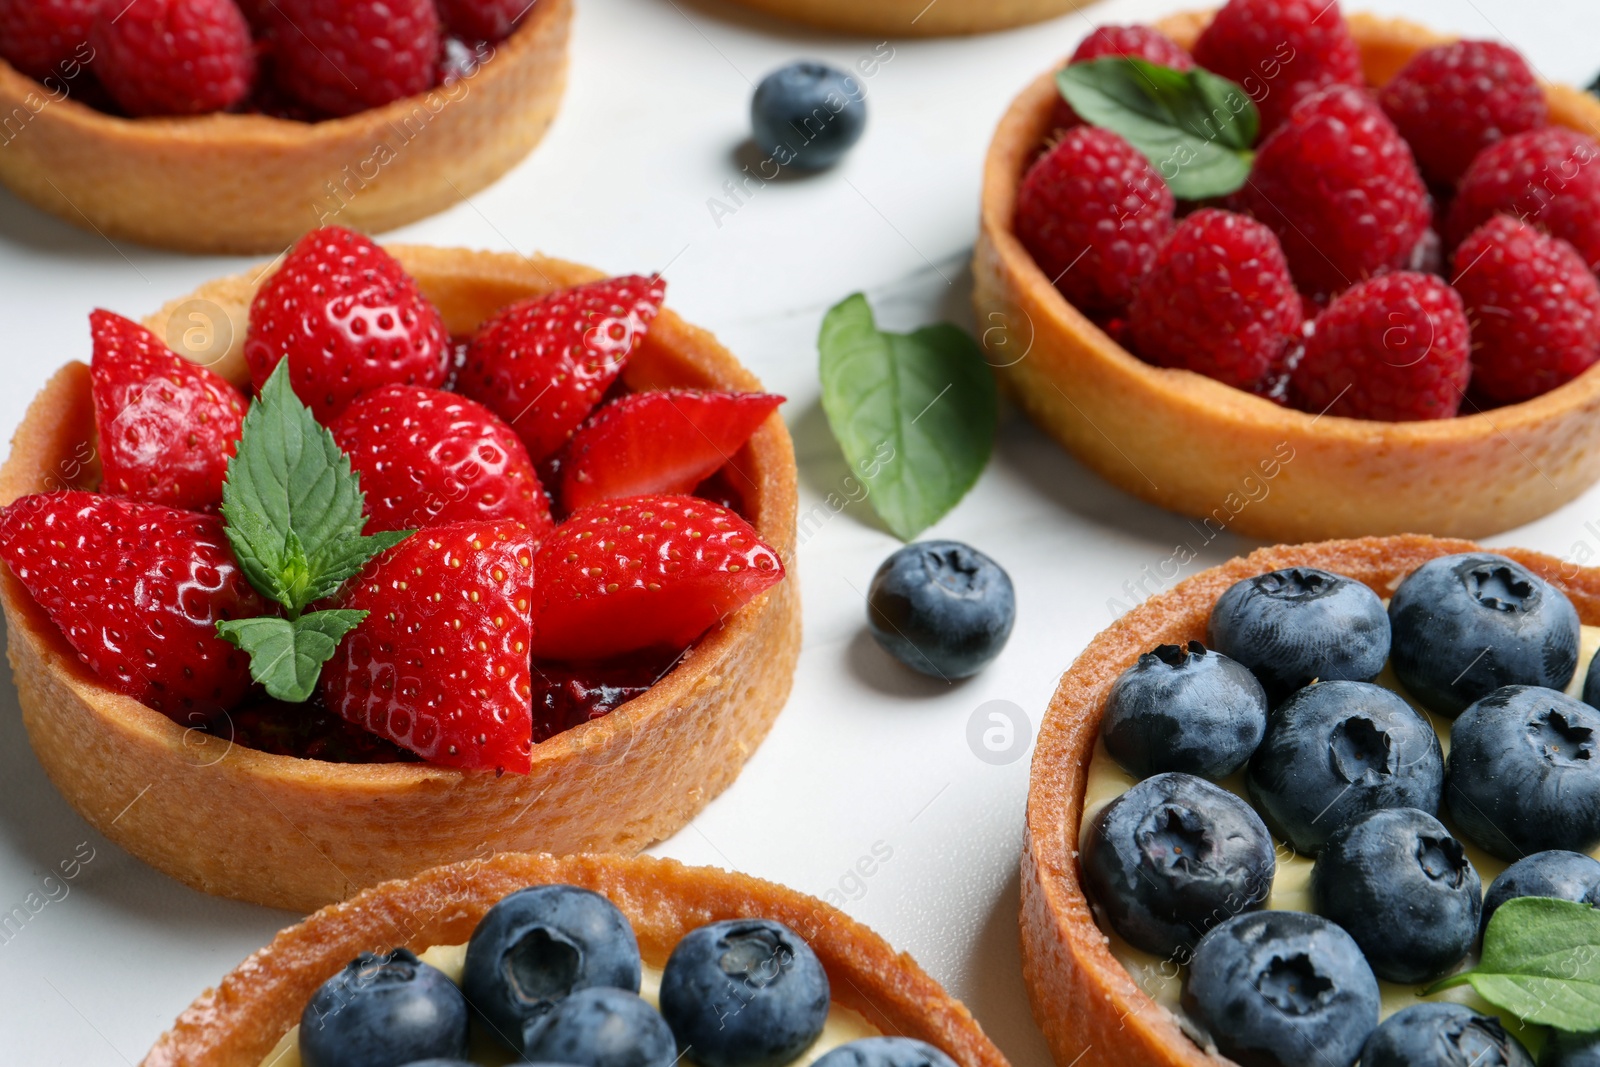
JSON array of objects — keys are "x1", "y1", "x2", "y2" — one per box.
[{"x1": 1, "y1": 0, "x2": 1596, "y2": 1062}]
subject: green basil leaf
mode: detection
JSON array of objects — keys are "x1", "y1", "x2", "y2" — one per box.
[
  {"x1": 1425, "y1": 897, "x2": 1600, "y2": 1031},
  {"x1": 818, "y1": 294, "x2": 996, "y2": 541},
  {"x1": 217, "y1": 610, "x2": 368, "y2": 703},
  {"x1": 1056, "y1": 57, "x2": 1259, "y2": 200}
]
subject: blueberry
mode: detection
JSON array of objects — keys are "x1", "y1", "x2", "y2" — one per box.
[
  {"x1": 298, "y1": 949, "x2": 469, "y2": 1067},
  {"x1": 1310, "y1": 807, "x2": 1481, "y2": 983},
  {"x1": 1245, "y1": 680, "x2": 1444, "y2": 853},
  {"x1": 1587, "y1": 647, "x2": 1600, "y2": 709},
  {"x1": 1184, "y1": 910, "x2": 1379, "y2": 1067},
  {"x1": 866, "y1": 541, "x2": 1014, "y2": 680},
  {"x1": 1360, "y1": 1003, "x2": 1534, "y2": 1067},
  {"x1": 1101, "y1": 641, "x2": 1268, "y2": 779},
  {"x1": 811, "y1": 1038, "x2": 959, "y2": 1067},
  {"x1": 1482, "y1": 850, "x2": 1600, "y2": 937},
  {"x1": 1545, "y1": 1030, "x2": 1600, "y2": 1066},
  {"x1": 1207, "y1": 567, "x2": 1389, "y2": 703},
  {"x1": 1081, "y1": 772, "x2": 1275, "y2": 958},
  {"x1": 658, "y1": 918, "x2": 830, "y2": 1067},
  {"x1": 1446, "y1": 686, "x2": 1600, "y2": 861},
  {"x1": 750, "y1": 62, "x2": 867, "y2": 171},
  {"x1": 522, "y1": 987, "x2": 676, "y2": 1067},
  {"x1": 461, "y1": 885, "x2": 642, "y2": 1054},
  {"x1": 1390, "y1": 553, "x2": 1580, "y2": 717}
]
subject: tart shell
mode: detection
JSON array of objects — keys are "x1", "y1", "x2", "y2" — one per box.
[
  {"x1": 973, "y1": 12, "x2": 1600, "y2": 542},
  {"x1": 0, "y1": 246, "x2": 801, "y2": 913},
  {"x1": 0, "y1": 0, "x2": 569, "y2": 254},
  {"x1": 1021, "y1": 533, "x2": 1600, "y2": 1067},
  {"x1": 141, "y1": 852, "x2": 1009, "y2": 1067},
  {"x1": 716, "y1": 0, "x2": 1087, "y2": 36}
]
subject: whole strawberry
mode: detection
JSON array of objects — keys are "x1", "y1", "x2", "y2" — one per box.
[
  {"x1": 530, "y1": 495, "x2": 784, "y2": 660},
  {"x1": 271, "y1": 0, "x2": 440, "y2": 117},
  {"x1": 1239, "y1": 86, "x2": 1432, "y2": 299},
  {"x1": 329, "y1": 384, "x2": 554, "y2": 538},
  {"x1": 1129, "y1": 210, "x2": 1302, "y2": 390},
  {"x1": 1291, "y1": 272, "x2": 1471, "y2": 421},
  {"x1": 0, "y1": 0, "x2": 99, "y2": 81},
  {"x1": 1014, "y1": 126, "x2": 1175, "y2": 319},
  {"x1": 457, "y1": 275, "x2": 666, "y2": 462},
  {"x1": 1378, "y1": 41, "x2": 1547, "y2": 188},
  {"x1": 436, "y1": 0, "x2": 530, "y2": 42},
  {"x1": 244, "y1": 226, "x2": 449, "y2": 421},
  {"x1": 0, "y1": 492, "x2": 266, "y2": 723},
  {"x1": 1051, "y1": 25, "x2": 1195, "y2": 133},
  {"x1": 91, "y1": 0, "x2": 255, "y2": 117},
  {"x1": 1192, "y1": 0, "x2": 1363, "y2": 134},
  {"x1": 1454, "y1": 215, "x2": 1600, "y2": 404},
  {"x1": 321, "y1": 520, "x2": 536, "y2": 773},
  {"x1": 1446, "y1": 127, "x2": 1600, "y2": 272},
  {"x1": 91, "y1": 309, "x2": 247, "y2": 512}
]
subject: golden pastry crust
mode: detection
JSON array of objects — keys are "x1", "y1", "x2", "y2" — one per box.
[
  {"x1": 1021, "y1": 533, "x2": 1600, "y2": 1067},
  {"x1": 973, "y1": 11, "x2": 1600, "y2": 542},
  {"x1": 717, "y1": 0, "x2": 1087, "y2": 36},
  {"x1": 141, "y1": 852, "x2": 1010, "y2": 1067},
  {"x1": 0, "y1": 246, "x2": 801, "y2": 913},
  {"x1": 0, "y1": 0, "x2": 569, "y2": 254}
]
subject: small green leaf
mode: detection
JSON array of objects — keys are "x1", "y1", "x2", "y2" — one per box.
[
  {"x1": 302, "y1": 529, "x2": 413, "y2": 605},
  {"x1": 217, "y1": 610, "x2": 369, "y2": 703},
  {"x1": 818, "y1": 294, "x2": 996, "y2": 541},
  {"x1": 1424, "y1": 897, "x2": 1600, "y2": 1032},
  {"x1": 1056, "y1": 57, "x2": 1260, "y2": 200}
]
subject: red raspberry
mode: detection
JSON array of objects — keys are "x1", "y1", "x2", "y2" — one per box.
[
  {"x1": 1239, "y1": 86, "x2": 1433, "y2": 299},
  {"x1": 1192, "y1": 0, "x2": 1363, "y2": 134},
  {"x1": 1050, "y1": 26, "x2": 1195, "y2": 132},
  {"x1": 436, "y1": 0, "x2": 530, "y2": 42},
  {"x1": 1291, "y1": 272, "x2": 1470, "y2": 421},
  {"x1": 90, "y1": 0, "x2": 254, "y2": 117},
  {"x1": 1445, "y1": 127, "x2": 1600, "y2": 272},
  {"x1": 272, "y1": 0, "x2": 440, "y2": 117},
  {"x1": 1014, "y1": 126, "x2": 1175, "y2": 319},
  {"x1": 1378, "y1": 41, "x2": 1547, "y2": 188},
  {"x1": 1453, "y1": 214, "x2": 1600, "y2": 405},
  {"x1": 1129, "y1": 209, "x2": 1302, "y2": 390},
  {"x1": 0, "y1": 0, "x2": 99, "y2": 81}
]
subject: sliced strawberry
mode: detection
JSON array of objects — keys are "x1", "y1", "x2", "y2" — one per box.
[
  {"x1": 90, "y1": 309, "x2": 248, "y2": 512},
  {"x1": 329, "y1": 384, "x2": 554, "y2": 540},
  {"x1": 456, "y1": 275, "x2": 666, "y2": 463},
  {"x1": 320, "y1": 520, "x2": 536, "y2": 773},
  {"x1": 243, "y1": 226, "x2": 449, "y2": 420},
  {"x1": 530, "y1": 494, "x2": 784, "y2": 660},
  {"x1": 0, "y1": 492, "x2": 267, "y2": 723},
  {"x1": 555, "y1": 390, "x2": 783, "y2": 514}
]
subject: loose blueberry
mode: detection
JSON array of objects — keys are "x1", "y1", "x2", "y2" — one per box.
[
  {"x1": 1390, "y1": 553, "x2": 1579, "y2": 716},
  {"x1": 1207, "y1": 567, "x2": 1389, "y2": 704},
  {"x1": 750, "y1": 62, "x2": 867, "y2": 171},
  {"x1": 1482, "y1": 850, "x2": 1600, "y2": 937},
  {"x1": 1310, "y1": 807, "x2": 1481, "y2": 983},
  {"x1": 1245, "y1": 680, "x2": 1444, "y2": 853},
  {"x1": 811, "y1": 1038, "x2": 959, "y2": 1067},
  {"x1": 1184, "y1": 910, "x2": 1379, "y2": 1067},
  {"x1": 658, "y1": 918, "x2": 830, "y2": 1067},
  {"x1": 522, "y1": 987, "x2": 676, "y2": 1067},
  {"x1": 866, "y1": 541, "x2": 1014, "y2": 679},
  {"x1": 1585, "y1": 650, "x2": 1600, "y2": 710},
  {"x1": 1446, "y1": 686, "x2": 1600, "y2": 861},
  {"x1": 1545, "y1": 1030, "x2": 1600, "y2": 1066},
  {"x1": 1360, "y1": 1003, "x2": 1534, "y2": 1067},
  {"x1": 298, "y1": 949, "x2": 469, "y2": 1067},
  {"x1": 461, "y1": 885, "x2": 642, "y2": 1054},
  {"x1": 1101, "y1": 641, "x2": 1268, "y2": 780},
  {"x1": 1081, "y1": 772, "x2": 1275, "y2": 958}
]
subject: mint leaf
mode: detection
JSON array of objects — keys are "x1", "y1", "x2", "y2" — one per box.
[
  {"x1": 1425, "y1": 897, "x2": 1600, "y2": 1031},
  {"x1": 1057, "y1": 57, "x2": 1259, "y2": 199},
  {"x1": 818, "y1": 294, "x2": 996, "y2": 541},
  {"x1": 218, "y1": 611, "x2": 369, "y2": 703},
  {"x1": 302, "y1": 529, "x2": 412, "y2": 604}
]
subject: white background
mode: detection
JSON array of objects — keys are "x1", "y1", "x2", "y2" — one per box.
[{"x1": 1, "y1": 0, "x2": 1596, "y2": 1063}]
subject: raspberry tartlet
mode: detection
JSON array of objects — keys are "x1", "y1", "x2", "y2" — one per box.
[
  {"x1": 1023, "y1": 534, "x2": 1600, "y2": 1067},
  {"x1": 142, "y1": 853, "x2": 1006, "y2": 1067},
  {"x1": 0, "y1": 0, "x2": 569, "y2": 253},
  {"x1": 721, "y1": 0, "x2": 1083, "y2": 36},
  {"x1": 0, "y1": 239, "x2": 799, "y2": 912},
  {"x1": 974, "y1": 8, "x2": 1600, "y2": 541}
]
